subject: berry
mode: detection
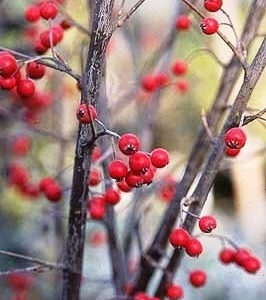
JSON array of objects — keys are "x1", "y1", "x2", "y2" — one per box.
[
  {"x1": 17, "y1": 79, "x2": 35, "y2": 98},
  {"x1": 0, "y1": 76, "x2": 16, "y2": 90},
  {"x1": 108, "y1": 160, "x2": 128, "y2": 181},
  {"x1": 76, "y1": 103, "x2": 97, "y2": 124},
  {"x1": 224, "y1": 127, "x2": 246, "y2": 149},
  {"x1": 169, "y1": 228, "x2": 190, "y2": 248},
  {"x1": 125, "y1": 170, "x2": 144, "y2": 188},
  {"x1": 25, "y1": 5, "x2": 40, "y2": 22},
  {"x1": 204, "y1": 0, "x2": 223, "y2": 12},
  {"x1": 88, "y1": 169, "x2": 102, "y2": 186},
  {"x1": 242, "y1": 256, "x2": 261, "y2": 274},
  {"x1": 89, "y1": 196, "x2": 106, "y2": 220},
  {"x1": 105, "y1": 188, "x2": 120, "y2": 205},
  {"x1": 118, "y1": 133, "x2": 140, "y2": 155},
  {"x1": 34, "y1": 40, "x2": 48, "y2": 55},
  {"x1": 155, "y1": 72, "x2": 169, "y2": 87},
  {"x1": 201, "y1": 17, "x2": 219, "y2": 35},
  {"x1": 141, "y1": 75, "x2": 158, "y2": 92},
  {"x1": 176, "y1": 15, "x2": 191, "y2": 30},
  {"x1": 39, "y1": 177, "x2": 56, "y2": 192},
  {"x1": 92, "y1": 146, "x2": 102, "y2": 161},
  {"x1": 185, "y1": 238, "x2": 203, "y2": 257},
  {"x1": 0, "y1": 54, "x2": 17, "y2": 77},
  {"x1": 8, "y1": 163, "x2": 29, "y2": 188},
  {"x1": 189, "y1": 270, "x2": 207, "y2": 287},
  {"x1": 11, "y1": 135, "x2": 31, "y2": 156},
  {"x1": 61, "y1": 19, "x2": 72, "y2": 29},
  {"x1": 171, "y1": 60, "x2": 188, "y2": 76},
  {"x1": 142, "y1": 167, "x2": 155, "y2": 185},
  {"x1": 198, "y1": 215, "x2": 217, "y2": 233},
  {"x1": 225, "y1": 146, "x2": 240, "y2": 157},
  {"x1": 7, "y1": 273, "x2": 34, "y2": 291},
  {"x1": 134, "y1": 292, "x2": 149, "y2": 300},
  {"x1": 129, "y1": 151, "x2": 151, "y2": 173},
  {"x1": 52, "y1": 25, "x2": 64, "y2": 42},
  {"x1": 175, "y1": 79, "x2": 189, "y2": 93},
  {"x1": 40, "y1": 29, "x2": 59, "y2": 48},
  {"x1": 117, "y1": 178, "x2": 132, "y2": 192},
  {"x1": 150, "y1": 148, "x2": 169, "y2": 168},
  {"x1": 40, "y1": 2, "x2": 58, "y2": 20},
  {"x1": 166, "y1": 284, "x2": 184, "y2": 299},
  {"x1": 44, "y1": 182, "x2": 62, "y2": 202},
  {"x1": 219, "y1": 248, "x2": 236, "y2": 264},
  {"x1": 234, "y1": 248, "x2": 250, "y2": 266},
  {"x1": 27, "y1": 62, "x2": 46, "y2": 79}
]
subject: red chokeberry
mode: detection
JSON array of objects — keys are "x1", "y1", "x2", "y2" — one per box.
[
  {"x1": 166, "y1": 284, "x2": 184, "y2": 299},
  {"x1": 204, "y1": 0, "x2": 223, "y2": 12},
  {"x1": 105, "y1": 188, "x2": 120, "y2": 205},
  {"x1": 224, "y1": 127, "x2": 246, "y2": 149},
  {"x1": 76, "y1": 103, "x2": 97, "y2": 124},
  {"x1": 176, "y1": 15, "x2": 191, "y2": 30},
  {"x1": 198, "y1": 215, "x2": 217, "y2": 233},
  {"x1": 169, "y1": 228, "x2": 190, "y2": 248},
  {"x1": 150, "y1": 148, "x2": 169, "y2": 168},
  {"x1": 185, "y1": 238, "x2": 203, "y2": 257},
  {"x1": 129, "y1": 151, "x2": 151, "y2": 173},
  {"x1": 108, "y1": 160, "x2": 128, "y2": 181},
  {"x1": 17, "y1": 79, "x2": 35, "y2": 98},
  {"x1": 201, "y1": 17, "x2": 219, "y2": 35},
  {"x1": 219, "y1": 248, "x2": 236, "y2": 264},
  {"x1": 189, "y1": 270, "x2": 207, "y2": 287},
  {"x1": 118, "y1": 133, "x2": 140, "y2": 155},
  {"x1": 25, "y1": 5, "x2": 40, "y2": 22},
  {"x1": 27, "y1": 62, "x2": 46, "y2": 80},
  {"x1": 171, "y1": 60, "x2": 188, "y2": 76},
  {"x1": 40, "y1": 2, "x2": 58, "y2": 20}
]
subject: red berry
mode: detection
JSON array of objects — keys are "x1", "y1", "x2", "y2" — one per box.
[
  {"x1": 224, "y1": 127, "x2": 246, "y2": 149},
  {"x1": 176, "y1": 15, "x2": 191, "y2": 30},
  {"x1": 189, "y1": 270, "x2": 207, "y2": 287},
  {"x1": 234, "y1": 248, "x2": 250, "y2": 266},
  {"x1": 76, "y1": 103, "x2": 97, "y2": 124},
  {"x1": 11, "y1": 135, "x2": 32, "y2": 156},
  {"x1": 129, "y1": 151, "x2": 151, "y2": 173},
  {"x1": 198, "y1": 215, "x2": 217, "y2": 233},
  {"x1": 40, "y1": 29, "x2": 59, "y2": 48},
  {"x1": 44, "y1": 182, "x2": 62, "y2": 202},
  {"x1": 39, "y1": 176, "x2": 56, "y2": 192},
  {"x1": 118, "y1": 133, "x2": 140, "y2": 155},
  {"x1": 27, "y1": 62, "x2": 46, "y2": 79},
  {"x1": 125, "y1": 170, "x2": 144, "y2": 188},
  {"x1": 0, "y1": 76, "x2": 16, "y2": 90},
  {"x1": 52, "y1": 25, "x2": 64, "y2": 42},
  {"x1": 219, "y1": 248, "x2": 236, "y2": 264},
  {"x1": 204, "y1": 0, "x2": 223, "y2": 12},
  {"x1": 40, "y1": 2, "x2": 58, "y2": 20},
  {"x1": 105, "y1": 188, "x2": 120, "y2": 205},
  {"x1": 117, "y1": 178, "x2": 132, "y2": 192},
  {"x1": 89, "y1": 230, "x2": 106, "y2": 247},
  {"x1": 171, "y1": 60, "x2": 188, "y2": 76},
  {"x1": 108, "y1": 160, "x2": 128, "y2": 181},
  {"x1": 34, "y1": 40, "x2": 48, "y2": 55},
  {"x1": 17, "y1": 79, "x2": 35, "y2": 98},
  {"x1": 8, "y1": 273, "x2": 34, "y2": 291},
  {"x1": 155, "y1": 72, "x2": 169, "y2": 87},
  {"x1": 242, "y1": 256, "x2": 261, "y2": 274},
  {"x1": 141, "y1": 75, "x2": 158, "y2": 92},
  {"x1": 0, "y1": 54, "x2": 17, "y2": 77},
  {"x1": 225, "y1": 146, "x2": 240, "y2": 157},
  {"x1": 166, "y1": 284, "x2": 184, "y2": 299},
  {"x1": 61, "y1": 19, "x2": 72, "y2": 29},
  {"x1": 88, "y1": 168, "x2": 102, "y2": 186},
  {"x1": 134, "y1": 292, "x2": 149, "y2": 300},
  {"x1": 8, "y1": 163, "x2": 30, "y2": 188},
  {"x1": 25, "y1": 5, "x2": 40, "y2": 22},
  {"x1": 92, "y1": 146, "x2": 102, "y2": 161},
  {"x1": 142, "y1": 167, "x2": 155, "y2": 185},
  {"x1": 89, "y1": 196, "x2": 106, "y2": 220},
  {"x1": 175, "y1": 79, "x2": 189, "y2": 93},
  {"x1": 201, "y1": 17, "x2": 219, "y2": 35},
  {"x1": 150, "y1": 148, "x2": 169, "y2": 168},
  {"x1": 185, "y1": 238, "x2": 203, "y2": 257},
  {"x1": 169, "y1": 228, "x2": 190, "y2": 248}
]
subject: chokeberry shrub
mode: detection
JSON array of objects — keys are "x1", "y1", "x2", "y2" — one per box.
[{"x1": 0, "y1": 1, "x2": 265, "y2": 300}]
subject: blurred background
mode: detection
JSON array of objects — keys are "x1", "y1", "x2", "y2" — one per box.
[{"x1": 0, "y1": 0, "x2": 265, "y2": 299}]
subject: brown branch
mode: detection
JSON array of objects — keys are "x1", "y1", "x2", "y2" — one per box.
[{"x1": 242, "y1": 107, "x2": 266, "y2": 125}]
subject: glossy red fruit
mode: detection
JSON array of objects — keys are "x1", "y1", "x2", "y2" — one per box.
[
  {"x1": 169, "y1": 228, "x2": 190, "y2": 248},
  {"x1": 8, "y1": 273, "x2": 34, "y2": 291},
  {"x1": 39, "y1": 176, "x2": 56, "y2": 192},
  {"x1": 199, "y1": 215, "x2": 217, "y2": 233},
  {"x1": 105, "y1": 188, "x2": 120, "y2": 205},
  {"x1": 92, "y1": 146, "x2": 102, "y2": 161},
  {"x1": 166, "y1": 284, "x2": 184, "y2": 299},
  {"x1": 175, "y1": 79, "x2": 189, "y2": 93},
  {"x1": 61, "y1": 19, "x2": 72, "y2": 29},
  {"x1": 52, "y1": 25, "x2": 64, "y2": 42},
  {"x1": 34, "y1": 40, "x2": 48, "y2": 55},
  {"x1": 44, "y1": 182, "x2": 62, "y2": 202},
  {"x1": 108, "y1": 160, "x2": 128, "y2": 181},
  {"x1": 125, "y1": 170, "x2": 144, "y2": 188},
  {"x1": 185, "y1": 238, "x2": 203, "y2": 257},
  {"x1": 118, "y1": 133, "x2": 140, "y2": 155},
  {"x1": 89, "y1": 196, "x2": 106, "y2": 220},
  {"x1": 0, "y1": 54, "x2": 17, "y2": 77},
  {"x1": 0, "y1": 76, "x2": 16, "y2": 90},
  {"x1": 219, "y1": 248, "x2": 236, "y2": 264},
  {"x1": 27, "y1": 62, "x2": 46, "y2": 79},
  {"x1": 129, "y1": 151, "x2": 151, "y2": 173},
  {"x1": 117, "y1": 178, "x2": 132, "y2": 192},
  {"x1": 224, "y1": 127, "x2": 246, "y2": 149},
  {"x1": 158, "y1": 176, "x2": 177, "y2": 202},
  {"x1": 40, "y1": 29, "x2": 59, "y2": 48},
  {"x1": 204, "y1": 0, "x2": 223, "y2": 12},
  {"x1": 11, "y1": 135, "x2": 31, "y2": 156},
  {"x1": 234, "y1": 248, "x2": 250, "y2": 266},
  {"x1": 8, "y1": 163, "x2": 30, "y2": 188},
  {"x1": 176, "y1": 15, "x2": 191, "y2": 30},
  {"x1": 141, "y1": 75, "x2": 158, "y2": 92},
  {"x1": 150, "y1": 148, "x2": 169, "y2": 168},
  {"x1": 142, "y1": 167, "x2": 155, "y2": 185},
  {"x1": 242, "y1": 256, "x2": 261, "y2": 273},
  {"x1": 225, "y1": 146, "x2": 240, "y2": 157},
  {"x1": 40, "y1": 2, "x2": 58, "y2": 20},
  {"x1": 155, "y1": 72, "x2": 169, "y2": 87},
  {"x1": 17, "y1": 79, "x2": 35, "y2": 98},
  {"x1": 88, "y1": 169, "x2": 102, "y2": 186},
  {"x1": 171, "y1": 60, "x2": 188, "y2": 76},
  {"x1": 201, "y1": 17, "x2": 219, "y2": 35},
  {"x1": 25, "y1": 5, "x2": 40, "y2": 22},
  {"x1": 76, "y1": 103, "x2": 97, "y2": 124},
  {"x1": 189, "y1": 270, "x2": 207, "y2": 287}
]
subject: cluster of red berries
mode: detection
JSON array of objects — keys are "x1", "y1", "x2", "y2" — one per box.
[
  {"x1": 200, "y1": 0, "x2": 223, "y2": 35},
  {"x1": 24, "y1": 1, "x2": 71, "y2": 55},
  {"x1": 108, "y1": 134, "x2": 169, "y2": 190},
  {"x1": 39, "y1": 176, "x2": 62, "y2": 202},
  {"x1": 224, "y1": 127, "x2": 246, "y2": 157},
  {"x1": 8, "y1": 273, "x2": 34, "y2": 300},
  {"x1": 219, "y1": 247, "x2": 261, "y2": 274}
]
